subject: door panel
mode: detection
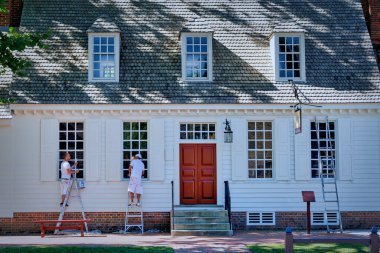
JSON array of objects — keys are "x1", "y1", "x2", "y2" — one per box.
[{"x1": 180, "y1": 144, "x2": 216, "y2": 204}]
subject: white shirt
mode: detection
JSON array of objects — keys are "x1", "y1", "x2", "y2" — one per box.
[
  {"x1": 130, "y1": 159, "x2": 144, "y2": 178},
  {"x1": 61, "y1": 161, "x2": 71, "y2": 179}
]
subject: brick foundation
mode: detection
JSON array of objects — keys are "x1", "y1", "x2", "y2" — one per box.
[
  {"x1": 0, "y1": 212, "x2": 170, "y2": 235},
  {"x1": 1, "y1": 211, "x2": 379, "y2": 234},
  {"x1": 232, "y1": 211, "x2": 380, "y2": 230}
]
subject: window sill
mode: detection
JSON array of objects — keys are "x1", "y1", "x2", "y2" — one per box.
[
  {"x1": 182, "y1": 78, "x2": 213, "y2": 82},
  {"x1": 88, "y1": 79, "x2": 119, "y2": 83}
]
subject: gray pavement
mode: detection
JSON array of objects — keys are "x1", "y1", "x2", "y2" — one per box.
[{"x1": 0, "y1": 230, "x2": 371, "y2": 253}]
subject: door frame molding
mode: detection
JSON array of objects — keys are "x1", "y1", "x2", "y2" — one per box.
[{"x1": 173, "y1": 118, "x2": 225, "y2": 206}]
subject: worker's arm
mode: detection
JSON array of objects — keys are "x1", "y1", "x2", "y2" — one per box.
[
  {"x1": 128, "y1": 165, "x2": 132, "y2": 177},
  {"x1": 65, "y1": 162, "x2": 78, "y2": 174}
]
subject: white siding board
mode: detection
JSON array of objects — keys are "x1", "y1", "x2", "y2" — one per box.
[{"x1": 2, "y1": 112, "x2": 380, "y2": 216}]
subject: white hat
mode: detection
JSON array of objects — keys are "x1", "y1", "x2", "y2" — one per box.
[{"x1": 135, "y1": 153, "x2": 142, "y2": 159}]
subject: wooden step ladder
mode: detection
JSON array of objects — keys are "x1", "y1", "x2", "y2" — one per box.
[{"x1": 54, "y1": 168, "x2": 88, "y2": 234}]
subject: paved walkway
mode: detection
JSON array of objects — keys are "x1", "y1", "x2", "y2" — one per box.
[{"x1": 0, "y1": 230, "x2": 371, "y2": 253}]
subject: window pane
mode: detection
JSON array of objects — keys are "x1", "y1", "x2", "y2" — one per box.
[
  {"x1": 248, "y1": 122, "x2": 272, "y2": 179},
  {"x1": 310, "y1": 122, "x2": 336, "y2": 178},
  {"x1": 201, "y1": 37, "x2": 207, "y2": 44},
  {"x1": 201, "y1": 45, "x2": 207, "y2": 52},
  {"x1": 123, "y1": 122, "x2": 149, "y2": 179},
  {"x1": 108, "y1": 37, "x2": 114, "y2": 44},
  {"x1": 278, "y1": 36, "x2": 302, "y2": 80},
  {"x1": 59, "y1": 122, "x2": 85, "y2": 179},
  {"x1": 186, "y1": 37, "x2": 193, "y2": 44},
  {"x1": 94, "y1": 37, "x2": 100, "y2": 44},
  {"x1": 194, "y1": 37, "x2": 200, "y2": 44}
]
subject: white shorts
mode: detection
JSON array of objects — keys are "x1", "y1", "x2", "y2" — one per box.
[
  {"x1": 60, "y1": 179, "x2": 70, "y2": 195},
  {"x1": 128, "y1": 176, "x2": 143, "y2": 194}
]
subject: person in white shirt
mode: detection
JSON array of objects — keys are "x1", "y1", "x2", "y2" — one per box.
[
  {"x1": 128, "y1": 153, "x2": 145, "y2": 206},
  {"x1": 60, "y1": 153, "x2": 77, "y2": 206}
]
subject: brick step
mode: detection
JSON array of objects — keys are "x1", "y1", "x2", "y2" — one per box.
[
  {"x1": 174, "y1": 222, "x2": 230, "y2": 230},
  {"x1": 171, "y1": 229, "x2": 233, "y2": 236},
  {"x1": 174, "y1": 216, "x2": 229, "y2": 224}
]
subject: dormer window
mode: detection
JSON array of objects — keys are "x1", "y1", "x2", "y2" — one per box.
[
  {"x1": 181, "y1": 33, "x2": 213, "y2": 81},
  {"x1": 88, "y1": 33, "x2": 120, "y2": 82},
  {"x1": 270, "y1": 33, "x2": 305, "y2": 82}
]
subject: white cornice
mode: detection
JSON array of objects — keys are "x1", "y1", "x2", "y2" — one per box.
[{"x1": 9, "y1": 104, "x2": 380, "y2": 116}]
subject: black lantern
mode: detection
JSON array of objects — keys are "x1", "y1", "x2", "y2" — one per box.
[{"x1": 224, "y1": 119, "x2": 233, "y2": 143}]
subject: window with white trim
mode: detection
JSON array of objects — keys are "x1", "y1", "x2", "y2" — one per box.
[
  {"x1": 181, "y1": 33, "x2": 213, "y2": 81},
  {"x1": 271, "y1": 33, "x2": 305, "y2": 82},
  {"x1": 180, "y1": 123, "x2": 216, "y2": 140},
  {"x1": 123, "y1": 122, "x2": 148, "y2": 179},
  {"x1": 59, "y1": 122, "x2": 84, "y2": 179},
  {"x1": 248, "y1": 121, "x2": 273, "y2": 179},
  {"x1": 247, "y1": 212, "x2": 275, "y2": 225},
  {"x1": 88, "y1": 33, "x2": 120, "y2": 82},
  {"x1": 311, "y1": 121, "x2": 336, "y2": 178}
]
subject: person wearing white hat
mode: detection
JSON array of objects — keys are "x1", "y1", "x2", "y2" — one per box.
[{"x1": 128, "y1": 153, "x2": 145, "y2": 206}]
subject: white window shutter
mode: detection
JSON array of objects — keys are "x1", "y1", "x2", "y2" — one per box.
[
  {"x1": 232, "y1": 119, "x2": 248, "y2": 181},
  {"x1": 338, "y1": 118, "x2": 352, "y2": 181},
  {"x1": 149, "y1": 118, "x2": 165, "y2": 181},
  {"x1": 274, "y1": 118, "x2": 291, "y2": 180},
  {"x1": 294, "y1": 117, "x2": 311, "y2": 180},
  {"x1": 106, "y1": 119, "x2": 122, "y2": 181},
  {"x1": 40, "y1": 119, "x2": 59, "y2": 181},
  {"x1": 85, "y1": 119, "x2": 102, "y2": 181}
]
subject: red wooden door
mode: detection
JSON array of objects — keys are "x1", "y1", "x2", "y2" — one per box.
[{"x1": 180, "y1": 144, "x2": 217, "y2": 204}]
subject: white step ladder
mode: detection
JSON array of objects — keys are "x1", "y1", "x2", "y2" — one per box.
[
  {"x1": 54, "y1": 170, "x2": 88, "y2": 234},
  {"x1": 124, "y1": 195, "x2": 144, "y2": 234},
  {"x1": 315, "y1": 116, "x2": 343, "y2": 233}
]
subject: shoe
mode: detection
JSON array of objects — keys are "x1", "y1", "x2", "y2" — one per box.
[
  {"x1": 128, "y1": 203, "x2": 133, "y2": 207},
  {"x1": 60, "y1": 203, "x2": 63, "y2": 206},
  {"x1": 136, "y1": 202, "x2": 141, "y2": 207}
]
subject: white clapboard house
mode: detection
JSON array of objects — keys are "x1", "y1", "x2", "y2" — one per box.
[{"x1": 0, "y1": 0, "x2": 379, "y2": 235}]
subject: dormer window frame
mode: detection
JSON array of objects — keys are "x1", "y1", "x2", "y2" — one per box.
[
  {"x1": 88, "y1": 32, "x2": 120, "y2": 83},
  {"x1": 181, "y1": 32, "x2": 213, "y2": 82},
  {"x1": 271, "y1": 32, "x2": 306, "y2": 82}
]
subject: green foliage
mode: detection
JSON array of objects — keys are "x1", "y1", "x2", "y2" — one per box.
[
  {"x1": 0, "y1": 97, "x2": 15, "y2": 104},
  {"x1": 0, "y1": 0, "x2": 50, "y2": 104},
  {"x1": 0, "y1": 246, "x2": 174, "y2": 253},
  {"x1": 0, "y1": 0, "x2": 7, "y2": 13},
  {"x1": 248, "y1": 243, "x2": 368, "y2": 253},
  {"x1": 0, "y1": 27, "x2": 51, "y2": 76}
]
